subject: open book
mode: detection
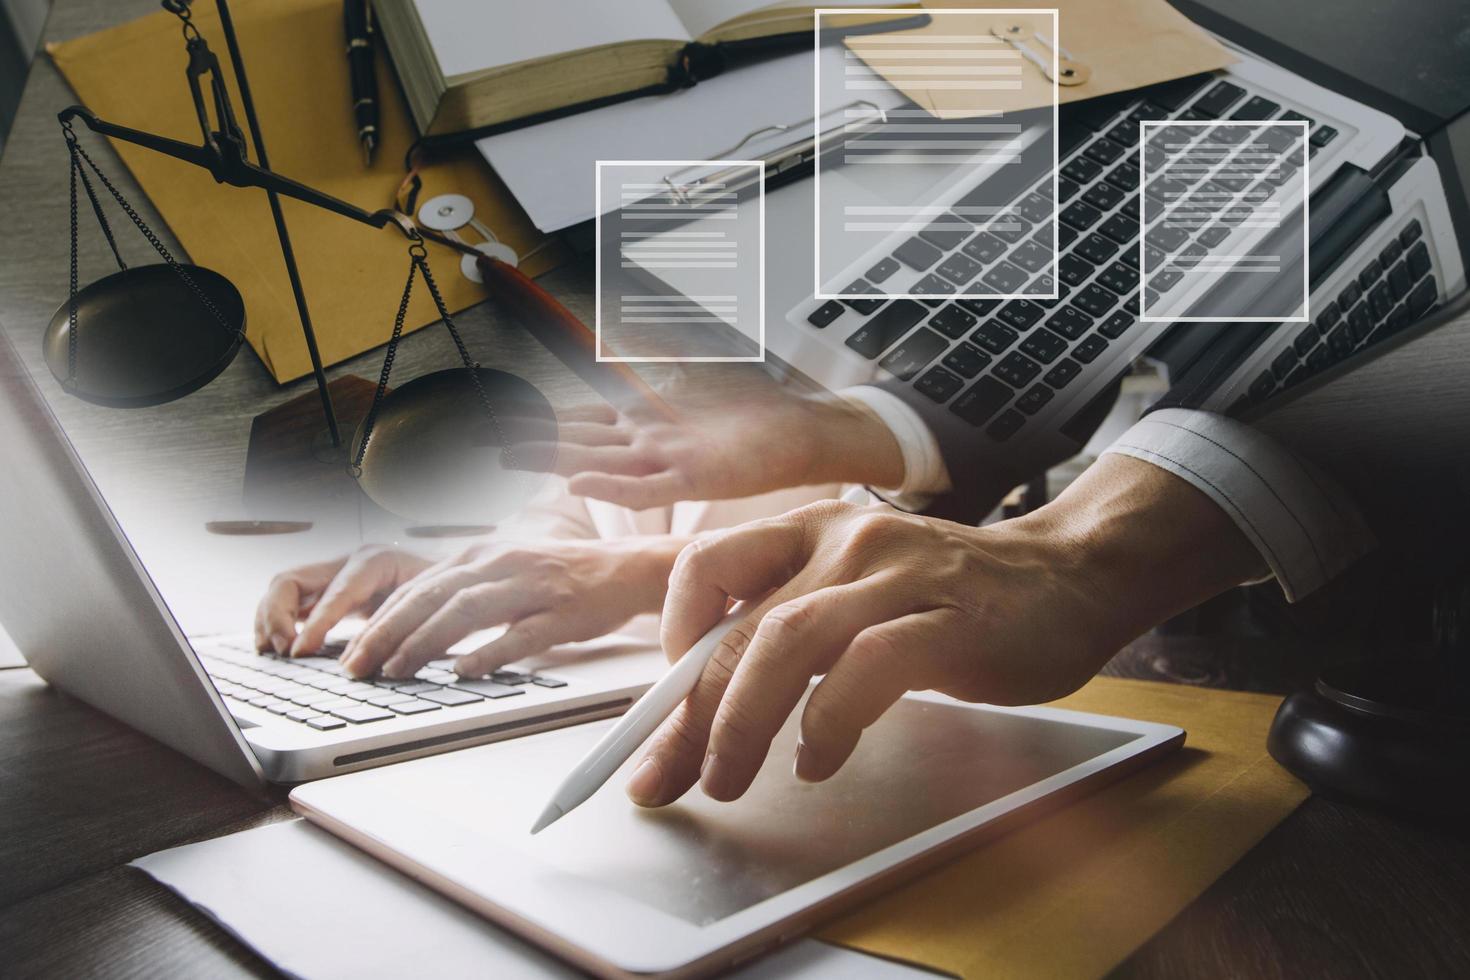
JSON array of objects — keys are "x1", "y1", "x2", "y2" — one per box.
[{"x1": 374, "y1": 0, "x2": 917, "y2": 137}]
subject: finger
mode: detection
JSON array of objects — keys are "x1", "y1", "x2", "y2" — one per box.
[
  {"x1": 292, "y1": 552, "x2": 401, "y2": 656},
  {"x1": 379, "y1": 582, "x2": 536, "y2": 678},
  {"x1": 523, "y1": 444, "x2": 664, "y2": 478},
  {"x1": 796, "y1": 609, "x2": 957, "y2": 782},
  {"x1": 565, "y1": 471, "x2": 691, "y2": 511},
  {"x1": 557, "y1": 402, "x2": 620, "y2": 425},
  {"x1": 702, "y1": 579, "x2": 911, "y2": 801},
  {"x1": 342, "y1": 566, "x2": 490, "y2": 677},
  {"x1": 625, "y1": 615, "x2": 760, "y2": 808},
  {"x1": 553, "y1": 421, "x2": 633, "y2": 447},
  {"x1": 254, "y1": 557, "x2": 347, "y2": 654},
  {"x1": 452, "y1": 612, "x2": 566, "y2": 678},
  {"x1": 659, "y1": 520, "x2": 807, "y2": 664}
]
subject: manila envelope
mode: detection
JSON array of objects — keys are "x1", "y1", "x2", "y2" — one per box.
[
  {"x1": 49, "y1": 0, "x2": 570, "y2": 384},
  {"x1": 849, "y1": 0, "x2": 1236, "y2": 119}
]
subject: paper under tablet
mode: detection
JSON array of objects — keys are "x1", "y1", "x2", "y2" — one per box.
[{"x1": 292, "y1": 694, "x2": 1182, "y2": 975}]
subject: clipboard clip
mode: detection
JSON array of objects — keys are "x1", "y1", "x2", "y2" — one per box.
[
  {"x1": 991, "y1": 23, "x2": 1091, "y2": 86},
  {"x1": 659, "y1": 99, "x2": 889, "y2": 206}
]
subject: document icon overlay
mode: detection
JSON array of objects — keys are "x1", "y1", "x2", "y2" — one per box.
[
  {"x1": 1139, "y1": 120, "x2": 1310, "y2": 321},
  {"x1": 815, "y1": 8, "x2": 1059, "y2": 302},
  {"x1": 595, "y1": 161, "x2": 765, "y2": 363}
]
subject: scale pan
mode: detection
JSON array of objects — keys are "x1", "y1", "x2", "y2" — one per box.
[
  {"x1": 353, "y1": 368, "x2": 557, "y2": 527},
  {"x1": 44, "y1": 263, "x2": 245, "y2": 408}
]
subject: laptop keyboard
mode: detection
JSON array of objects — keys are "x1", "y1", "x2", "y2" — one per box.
[
  {"x1": 1235, "y1": 217, "x2": 1438, "y2": 410},
  {"x1": 803, "y1": 72, "x2": 1346, "y2": 442},
  {"x1": 202, "y1": 644, "x2": 568, "y2": 731}
]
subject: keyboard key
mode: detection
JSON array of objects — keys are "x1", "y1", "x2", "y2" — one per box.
[
  {"x1": 942, "y1": 342, "x2": 990, "y2": 378},
  {"x1": 1407, "y1": 276, "x2": 1437, "y2": 318},
  {"x1": 1193, "y1": 81, "x2": 1246, "y2": 118},
  {"x1": 1249, "y1": 370, "x2": 1276, "y2": 400},
  {"x1": 1015, "y1": 192, "x2": 1052, "y2": 225},
  {"x1": 1271, "y1": 346, "x2": 1299, "y2": 380},
  {"x1": 490, "y1": 670, "x2": 533, "y2": 685},
  {"x1": 996, "y1": 300, "x2": 1045, "y2": 330},
  {"x1": 1337, "y1": 280, "x2": 1362, "y2": 311},
  {"x1": 844, "y1": 300, "x2": 926, "y2": 358},
  {"x1": 950, "y1": 376, "x2": 1013, "y2": 425},
  {"x1": 1387, "y1": 261, "x2": 1412, "y2": 302},
  {"x1": 1061, "y1": 156, "x2": 1103, "y2": 185},
  {"x1": 1358, "y1": 258, "x2": 1383, "y2": 292},
  {"x1": 1104, "y1": 120, "x2": 1140, "y2": 147},
  {"x1": 1057, "y1": 177, "x2": 1081, "y2": 202},
  {"x1": 988, "y1": 213, "x2": 1032, "y2": 245},
  {"x1": 918, "y1": 213, "x2": 972, "y2": 250},
  {"x1": 1369, "y1": 283, "x2": 1393, "y2": 322},
  {"x1": 866, "y1": 256, "x2": 900, "y2": 284},
  {"x1": 1020, "y1": 328, "x2": 1067, "y2": 364},
  {"x1": 1379, "y1": 237, "x2": 1403, "y2": 269},
  {"x1": 929, "y1": 304, "x2": 978, "y2": 339},
  {"x1": 1145, "y1": 73, "x2": 1214, "y2": 111},
  {"x1": 1306, "y1": 347, "x2": 1330, "y2": 372},
  {"x1": 366, "y1": 691, "x2": 414, "y2": 707},
  {"x1": 936, "y1": 252, "x2": 983, "y2": 286},
  {"x1": 957, "y1": 297, "x2": 1001, "y2": 317},
  {"x1": 1399, "y1": 219, "x2": 1423, "y2": 248},
  {"x1": 993, "y1": 352, "x2": 1043, "y2": 387},
  {"x1": 1060, "y1": 200, "x2": 1103, "y2": 231},
  {"x1": 986, "y1": 409, "x2": 1027, "y2": 441},
  {"x1": 1347, "y1": 303, "x2": 1372, "y2": 342},
  {"x1": 913, "y1": 274, "x2": 956, "y2": 306},
  {"x1": 1327, "y1": 324, "x2": 1353, "y2": 358},
  {"x1": 1197, "y1": 224, "x2": 1230, "y2": 247},
  {"x1": 1073, "y1": 335, "x2": 1109, "y2": 363},
  {"x1": 1075, "y1": 233, "x2": 1119, "y2": 265},
  {"x1": 1406, "y1": 240, "x2": 1432, "y2": 280},
  {"x1": 265, "y1": 700, "x2": 296, "y2": 715},
  {"x1": 807, "y1": 300, "x2": 844, "y2": 329},
  {"x1": 1318, "y1": 300, "x2": 1341, "y2": 330},
  {"x1": 307, "y1": 716, "x2": 347, "y2": 731},
  {"x1": 840, "y1": 280, "x2": 885, "y2": 316},
  {"x1": 418, "y1": 687, "x2": 484, "y2": 706},
  {"x1": 1010, "y1": 240, "x2": 1051, "y2": 274},
  {"x1": 1105, "y1": 164, "x2": 1141, "y2": 193},
  {"x1": 328, "y1": 703, "x2": 396, "y2": 723},
  {"x1": 1097, "y1": 262, "x2": 1139, "y2": 295},
  {"x1": 1097, "y1": 213, "x2": 1138, "y2": 245},
  {"x1": 1073, "y1": 283, "x2": 1120, "y2": 317},
  {"x1": 1043, "y1": 358, "x2": 1082, "y2": 388},
  {"x1": 1057, "y1": 253, "x2": 1096, "y2": 287},
  {"x1": 1083, "y1": 181, "x2": 1126, "y2": 212},
  {"x1": 1084, "y1": 138, "x2": 1126, "y2": 166},
  {"x1": 962, "y1": 231, "x2": 1006, "y2": 265},
  {"x1": 1292, "y1": 324, "x2": 1320, "y2": 356},
  {"x1": 893, "y1": 236, "x2": 943, "y2": 271},
  {"x1": 1025, "y1": 275, "x2": 1067, "y2": 307},
  {"x1": 1231, "y1": 96, "x2": 1280, "y2": 120},
  {"x1": 450, "y1": 678, "x2": 526, "y2": 699},
  {"x1": 1309, "y1": 125, "x2": 1338, "y2": 148},
  {"x1": 914, "y1": 366, "x2": 965, "y2": 403},
  {"x1": 389, "y1": 699, "x2": 441, "y2": 714},
  {"x1": 1145, "y1": 224, "x2": 1190, "y2": 253},
  {"x1": 1015, "y1": 384, "x2": 1055, "y2": 415},
  {"x1": 880, "y1": 328, "x2": 949, "y2": 380},
  {"x1": 286, "y1": 708, "x2": 322, "y2": 723},
  {"x1": 1149, "y1": 268, "x2": 1184, "y2": 292},
  {"x1": 530, "y1": 676, "x2": 569, "y2": 689},
  {"x1": 981, "y1": 260, "x2": 1029, "y2": 294},
  {"x1": 1097, "y1": 310, "x2": 1135, "y2": 339},
  {"x1": 1047, "y1": 305, "x2": 1095, "y2": 340},
  {"x1": 972, "y1": 320, "x2": 1019, "y2": 354}
]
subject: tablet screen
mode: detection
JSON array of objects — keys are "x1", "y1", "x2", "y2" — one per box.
[{"x1": 475, "y1": 698, "x2": 1141, "y2": 926}]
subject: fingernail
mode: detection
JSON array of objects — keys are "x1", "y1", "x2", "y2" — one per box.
[
  {"x1": 794, "y1": 741, "x2": 822, "y2": 782},
  {"x1": 700, "y1": 754, "x2": 735, "y2": 801},
  {"x1": 272, "y1": 633, "x2": 290, "y2": 655},
  {"x1": 381, "y1": 656, "x2": 405, "y2": 678},
  {"x1": 626, "y1": 758, "x2": 661, "y2": 806}
]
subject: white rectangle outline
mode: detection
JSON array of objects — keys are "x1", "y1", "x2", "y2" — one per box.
[
  {"x1": 1136, "y1": 120, "x2": 1311, "y2": 323},
  {"x1": 814, "y1": 8, "x2": 1059, "y2": 302},
  {"x1": 595, "y1": 160, "x2": 766, "y2": 363}
]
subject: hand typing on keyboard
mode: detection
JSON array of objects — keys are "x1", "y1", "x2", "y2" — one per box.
[
  {"x1": 256, "y1": 537, "x2": 691, "y2": 681},
  {"x1": 507, "y1": 383, "x2": 903, "y2": 512}
]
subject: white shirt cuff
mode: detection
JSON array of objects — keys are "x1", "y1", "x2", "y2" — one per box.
[
  {"x1": 838, "y1": 386, "x2": 953, "y2": 512},
  {"x1": 1103, "y1": 408, "x2": 1375, "y2": 602}
]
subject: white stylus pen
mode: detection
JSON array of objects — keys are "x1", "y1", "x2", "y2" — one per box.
[{"x1": 529, "y1": 605, "x2": 747, "y2": 834}]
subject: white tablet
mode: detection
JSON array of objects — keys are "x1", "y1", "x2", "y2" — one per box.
[{"x1": 291, "y1": 691, "x2": 1183, "y2": 978}]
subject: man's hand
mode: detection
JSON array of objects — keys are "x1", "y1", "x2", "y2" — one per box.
[
  {"x1": 254, "y1": 547, "x2": 434, "y2": 657},
  {"x1": 335, "y1": 536, "x2": 688, "y2": 679},
  {"x1": 625, "y1": 454, "x2": 1268, "y2": 807},
  {"x1": 512, "y1": 387, "x2": 904, "y2": 511}
]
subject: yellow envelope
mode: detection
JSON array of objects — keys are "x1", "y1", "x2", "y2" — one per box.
[
  {"x1": 849, "y1": 0, "x2": 1236, "y2": 119},
  {"x1": 821, "y1": 677, "x2": 1308, "y2": 978},
  {"x1": 49, "y1": 0, "x2": 569, "y2": 383}
]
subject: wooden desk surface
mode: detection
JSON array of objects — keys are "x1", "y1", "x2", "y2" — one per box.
[{"x1": 2, "y1": 2, "x2": 1469, "y2": 978}]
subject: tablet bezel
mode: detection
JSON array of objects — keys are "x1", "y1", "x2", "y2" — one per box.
[{"x1": 291, "y1": 694, "x2": 1184, "y2": 979}]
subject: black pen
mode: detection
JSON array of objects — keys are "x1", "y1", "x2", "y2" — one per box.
[{"x1": 344, "y1": 0, "x2": 379, "y2": 167}]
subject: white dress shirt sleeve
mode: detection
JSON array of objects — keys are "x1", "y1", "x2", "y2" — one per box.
[
  {"x1": 838, "y1": 386, "x2": 953, "y2": 511},
  {"x1": 1104, "y1": 408, "x2": 1375, "y2": 602}
]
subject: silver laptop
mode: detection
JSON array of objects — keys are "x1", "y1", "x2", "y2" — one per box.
[
  {"x1": 636, "y1": 41, "x2": 1464, "y2": 480},
  {"x1": 0, "y1": 328, "x2": 664, "y2": 785}
]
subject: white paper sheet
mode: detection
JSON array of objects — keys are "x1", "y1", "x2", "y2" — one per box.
[
  {"x1": 478, "y1": 44, "x2": 908, "y2": 232},
  {"x1": 133, "y1": 819, "x2": 941, "y2": 979}
]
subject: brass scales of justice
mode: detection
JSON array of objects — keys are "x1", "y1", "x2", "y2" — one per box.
[{"x1": 48, "y1": 0, "x2": 665, "y2": 533}]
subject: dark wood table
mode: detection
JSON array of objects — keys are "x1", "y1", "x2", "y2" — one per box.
[{"x1": 2, "y1": 2, "x2": 1468, "y2": 977}]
